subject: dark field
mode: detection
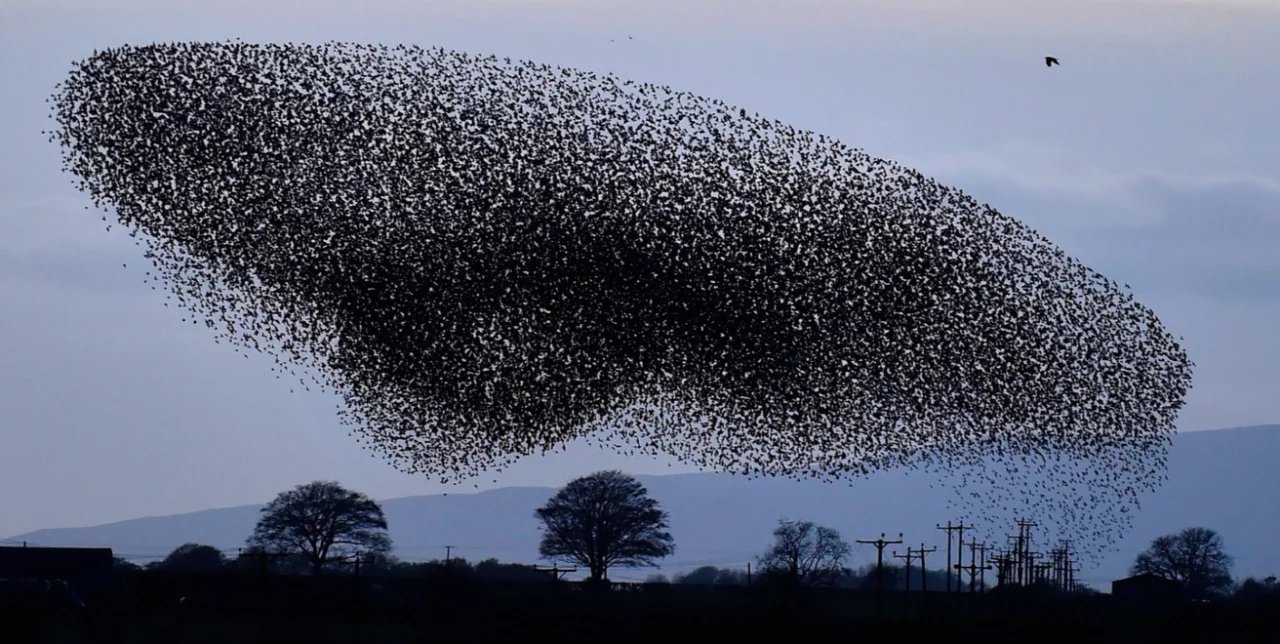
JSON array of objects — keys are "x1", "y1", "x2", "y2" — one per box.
[{"x1": 6, "y1": 572, "x2": 1279, "y2": 643}]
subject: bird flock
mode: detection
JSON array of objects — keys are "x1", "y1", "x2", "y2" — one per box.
[{"x1": 50, "y1": 42, "x2": 1191, "y2": 557}]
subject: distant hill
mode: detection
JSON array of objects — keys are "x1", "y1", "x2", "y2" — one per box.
[{"x1": 9, "y1": 424, "x2": 1279, "y2": 588}]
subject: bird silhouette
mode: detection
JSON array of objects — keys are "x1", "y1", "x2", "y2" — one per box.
[{"x1": 1045, "y1": 56, "x2": 1060, "y2": 67}]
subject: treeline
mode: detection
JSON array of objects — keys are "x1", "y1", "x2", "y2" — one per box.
[
  {"x1": 655, "y1": 563, "x2": 958, "y2": 592},
  {"x1": 124, "y1": 544, "x2": 968, "y2": 594},
  {"x1": 118, "y1": 546, "x2": 546, "y2": 583}
]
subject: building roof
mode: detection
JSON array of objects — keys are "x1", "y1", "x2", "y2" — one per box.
[
  {"x1": 1113, "y1": 572, "x2": 1181, "y2": 586},
  {"x1": 0, "y1": 545, "x2": 114, "y2": 572}
]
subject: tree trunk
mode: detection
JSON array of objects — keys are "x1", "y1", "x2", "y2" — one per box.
[{"x1": 588, "y1": 557, "x2": 608, "y2": 587}]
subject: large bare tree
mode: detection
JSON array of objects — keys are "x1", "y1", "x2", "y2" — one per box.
[
  {"x1": 758, "y1": 519, "x2": 851, "y2": 587},
  {"x1": 535, "y1": 470, "x2": 675, "y2": 583},
  {"x1": 1131, "y1": 526, "x2": 1233, "y2": 597},
  {"x1": 248, "y1": 480, "x2": 391, "y2": 575}
]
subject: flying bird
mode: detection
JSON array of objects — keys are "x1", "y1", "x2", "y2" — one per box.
[
  {"x1": 52, "y1": 41, "x2": 1192, "y2": 564},
  {"x1": 1045, "y1": 56, "x2": 1060, "y2": 67}
]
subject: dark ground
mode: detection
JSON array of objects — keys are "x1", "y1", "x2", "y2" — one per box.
[{"x1": 4, "y1": 572, "x2": 1279, "y2": 643}]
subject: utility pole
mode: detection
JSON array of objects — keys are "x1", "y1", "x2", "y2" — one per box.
[
  {"x1": 534, "y1": 562, "x2": 578, "y2": 582},
  {"x1": 990, "y1": 550, "x2": 1012, "y2": 589},
  {"x1": 1059, "y1": 541, "x2": 1076, "y2": 593},
  {"x1": 973, "y1": 542, "x2": 990, "y2": 592},
  {"x1": 857, "y1": 533, "x2": 904, "y2": 617},
  {"x1": 961, "y1": 542, "x2": 992, "y2": 594},
  {"x1": 444, "y1": 545, "x2": 454, "y2": 564},
  {"x1": 952, "y1": 540, "x2": 970, "y2": 592},
  {"x1": 914, "y1": 544, "x2": 937, "y2": 593},
  {"x1": 1058, "y1": 540, "x2": 1079, "y2": 593},
  {"x1": 1049, "y1": 543, "x2": 1070, "y2": 591},
  {"x1": 965, "y1": 541, "x2": 976, "y2": 593},
  {"x1": 1035, "y1": 561, "x2": 1052, "y2": 585},
  {"x1": 892, "y1": 548, "x2": 917, "y2": 594},
  {"x1": 1014, "y1": 518, "x2": 1038, "y2": 586},
  {"x1": 936, "y1": 521, "x2": 968, "y2": 593}
]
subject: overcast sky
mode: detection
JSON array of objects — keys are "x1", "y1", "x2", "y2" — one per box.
[{"x1": 1, "y1": 0, "x2": 1277, "y2": 538}]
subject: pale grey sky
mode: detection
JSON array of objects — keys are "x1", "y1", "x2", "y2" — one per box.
[{"x1": 1, "y1": 0, "x2": 1277, "y2": 537}]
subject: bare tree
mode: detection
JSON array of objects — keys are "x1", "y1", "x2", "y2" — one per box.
[
  {"x1": 1131, "y1": 526, "x2": 1233, "y2": 597},
  {"x1": 247, "y1": 480, "x2": 391, "y2": 575},
  {"x1": 535, "y1": 470, "x2": 675, "y2": 583},
  {"x1": 758, "y1": 519, "x2": 851, "y2": 587}
]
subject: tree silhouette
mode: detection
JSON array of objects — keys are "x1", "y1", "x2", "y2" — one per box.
[
  {"x1": 535, "y1": 470, "x2": 675, "y2": 583},
  {"x1": 1131, "y1": 526, "x2": 1234, "y2": 598},
  {"x1": 758, "y1": 519, "x2": 851, "y2": 587},
  {"x1": 247, "y1": 480, "x2": 391, "y2": 575},
  {"x1": 474, "y1": 558, "x2": 547, "y2": 583},
  {"x1": 674, "y1": 565, "x2": 749, "y2": 586},
  {"x1": 153, "y1": 543, "x2": 226, "y2": 572}
]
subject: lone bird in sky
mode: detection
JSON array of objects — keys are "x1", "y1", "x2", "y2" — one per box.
[{"x1": 1045, "y1": 56, "x2": 1060, "y2": 67}]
